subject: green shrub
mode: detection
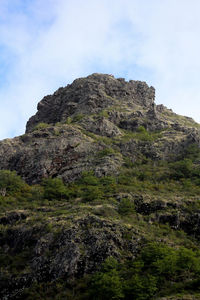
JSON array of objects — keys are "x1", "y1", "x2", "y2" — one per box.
[
  {"x1": 97, "y1": 148, "x2": 115, "y2": 158},
  {"x1": 182, "y1": 144, "x2": 200, "y2": 161},
  {"x1": 42, "y1": 177, "x2": 69, "y2": 200},
  {"x1": 72, "y1": 113, "x2": 84, "y2": 122},
  {"x1": 89, "y1": 257, "x2": 124, "y2": 300},
  {"x1": 137, "y1": 126, "x2": 147, "y2": 133},
  {"x1": 79, "y1": 171, "x2": 100, "y2": 186},
  {"x1": 123, "y1": 157, "x2": 134, "y2": 168},
  {"x1": 100, "y1": 176, "x2": 117, "y2": 193},
  {"x1": 0, "y1": 170, "x2": 27, "y2": 196},
  {"x1": 86, "y1": 243, "x2": 200, "y2": 299},
  {"x1": 29, "y1": 185, "x2": 44, "y2": 202},
  {"x1": 98, "y1": 110, "x2": 109, "y2": 118},
  {"x1": 81, "y1": 185, "x2": 103, "y2": 202},
  {"x1": 65, "y1": 117, "x2": 72, "y2": 124},
  {"x1": 170, "y1": 159, "x2": 193, "y2": 179},
  {"x1": 33, "y1": 122, "x2": 49, "y2": 131},
  {"x1": 136, "y1": 126, "x2": 153, "y2": 142},
  {"x1": 118, "y1": 198, "x2": 135, "y2": 215}
]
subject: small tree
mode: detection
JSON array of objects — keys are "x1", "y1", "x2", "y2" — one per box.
[
  {"x1": 89, "y1": 258, "x2": 124, "y2": 300},
  {"x1": 42, "y1": 178, "x2": 69, "y2": 200},
  {"x1": 0, "y1": 170, "x2": 26, "y2": 196}
]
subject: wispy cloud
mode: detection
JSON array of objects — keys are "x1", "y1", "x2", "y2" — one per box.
[{"x1": 0, "y1": 0, "x2": 200, "y2": 139}]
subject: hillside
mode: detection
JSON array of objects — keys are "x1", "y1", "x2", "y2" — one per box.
[{"x1": 0, "y1": 73, "x2": 200, "y2": 299}]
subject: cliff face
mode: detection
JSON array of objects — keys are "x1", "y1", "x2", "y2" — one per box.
[{"x1": 0, "y1": 73, "x2": 199, "y2": 184}]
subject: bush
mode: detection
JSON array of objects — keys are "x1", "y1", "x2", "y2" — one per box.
[
  {"x1": 137, "y1": 126, "x2": 147, "y2": 133},
  {"x1": 170, "y1": 159, "x2": 193, "y2": 179},
  {"x1": 0, "y1": 170, "x2": 27, "y2": 196},
  {"x1": 65, "y1": 117, "x2": 72, "y2": 124},
  {"x1": 81, "y1": 185, "x2": 103, "y2": 202},
  {"x1": 89, "y1": 258, "x2": 124, "y2": 300},
  {"x1": 118, "y1": 198, "x2": 135, "y2": 216},
  {"x1": 183, "y1": 144, "x2": 200, "y2": 161},
  {"x1": 87, "y1": 243, "x2": 200, "y2": 299},
  {"x1": 100, "y1": 176, "x2": 117, "y2": 194},
  {"x1": 33, "y1": 122, "x2": 49, "y2": 131},
  {"x1": 72, "y1": 113, "x2": 84, "y2": 122},
  {"x1": 136, "y1": 126, "x2": 153, "y2": 141},
  {"x1": 97, "y1": 148, "x2": 115, "y2": 158},
  {"x1": 42, "y1": 178, "x2": 69, "y2": 200},
  {"x1": 79, "y1": 171, "x2": 100, "y2": 186}
]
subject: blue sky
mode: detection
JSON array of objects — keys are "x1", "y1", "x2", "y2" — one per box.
[{"x1": 0, "y1": 0, "x2": 200, "y2": 139}]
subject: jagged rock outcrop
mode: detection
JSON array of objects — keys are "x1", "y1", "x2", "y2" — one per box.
[
  {"x1": 0, "y1": 73, "x2": 199, "y2": 184},
  {"x1": 26, "y1": 73, "x2": 155, "y2": 133}
]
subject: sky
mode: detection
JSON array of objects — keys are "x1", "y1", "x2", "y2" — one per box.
[{"x1": 0, "y1": 0, "x2": 200, "y2": 140}]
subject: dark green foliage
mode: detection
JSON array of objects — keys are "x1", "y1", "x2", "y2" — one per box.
[
  {"x1": 77, "y1": 172, "x2": 117, "y2": 202},
  {"x1": 123, "y1": 157, "x2": 134, "y2": 168},
  {"x1": 79, "y1": 171, "x2": 100, "y2": 186},
  {"x1": 22, "y1": 281, "x2": 69, "y2": 300},
  {"x1": 139, "y1": 242, "x2": 200, "y2": 284},
  {"x1": 89, "y1": 258, "x2": 124, "y2": 300},
  {"x1": 182, "y1": 143, "x2": 200, "y2": 161},
  {"x1": 168, "y1": 143, "x2": 200, "y2": 182},
  {"x1": 0, "y1": 170, "x2": 28, "y2": 196},
  {"x1": 85, "y1": 243, "x2": 200, "y2": 300},
  {"x1": 118, "y1": 198, "x2": 135, "y2": 215},
  {"x1": 170, "y1": 159, "x2": 193, "y2": 179},
  {"x1": 77, "y1": 172, "x2": 103, "y2": 201},
  {"x1": 100, "y1": 176, "x2": 117, "y2": 193},
  {"x1": 42, "y1": 177, "x2": 69, "y2": 200},
  {"x1": 1, "y1": 150, "x2": 200, "y2": 299},
  {"x1": 81, "y1": 185, "x2": 103, "y2": 202},
  {"x1": 97, "y1": 147, "x2": 115, "y2": 158}
]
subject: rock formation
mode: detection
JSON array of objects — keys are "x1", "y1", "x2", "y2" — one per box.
[{"x1": 0, "y1": 73, "x2": 199, "y2": 184}]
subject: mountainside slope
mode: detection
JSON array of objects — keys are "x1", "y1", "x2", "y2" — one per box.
[{"x1": 0, "y1": 74, "x2": 200, "y2": 299}]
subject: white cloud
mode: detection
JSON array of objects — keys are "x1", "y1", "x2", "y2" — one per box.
[{"x1": 0, "y1": 0, "x2": 200, "y2": 139}]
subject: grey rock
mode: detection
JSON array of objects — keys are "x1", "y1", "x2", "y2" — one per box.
[
  {"x1": 26, "y1": 73, "x2": 155, "y2": 133},
  {"x1": 0, "y1": 73, "x2": 199, "y2": 184}
]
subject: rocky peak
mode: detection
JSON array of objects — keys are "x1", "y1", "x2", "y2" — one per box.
[
  {"x1": 26, "y1": 73, "x2": 155, "y2": 133},
  {"x1": 0, "y1": 73, "x2": 199, "y2": 185}
]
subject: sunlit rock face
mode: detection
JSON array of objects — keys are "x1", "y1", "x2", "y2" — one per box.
[
  {"x1": 25, "y1": 73, "x2": 155, "y2": 133},
  {"x1": 0, "y1": 73, "x2": 199, "y2": 184}
]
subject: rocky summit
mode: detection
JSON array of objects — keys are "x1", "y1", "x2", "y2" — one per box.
[
  {"x1": 0, "y1": 73, "x2": 199, "y2": 184},
  {"x1": 1, "y1": 74, "x2": 200, "y2": 300}
]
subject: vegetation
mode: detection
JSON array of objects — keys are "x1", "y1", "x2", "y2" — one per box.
[
  {"x1": 33, "y1": 122, "x2": 49, "y2": 131},
  {"x1": 120, "y1": 126, "x2": 162, "y2": 142},
  {"x1": 42, "y1": 177, "x2": 69, "y2": 200},
  {"x1": 16, "y1": 243, "x2": 200, "y2": 299},
  {"x1": 1, "y1": 142, "x2": 200, "y2": 299},
  {"x1": 85, "y1": 243, "x2": 200, "y2": 300},
  {"x1": 66, "y1": 113, "x2": 85, "y2": 124}
]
